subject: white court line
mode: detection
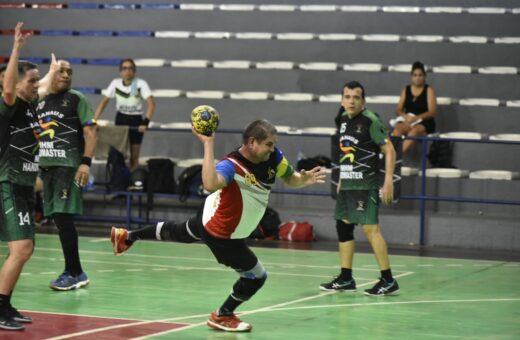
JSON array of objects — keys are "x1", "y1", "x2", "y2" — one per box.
[
  {"x1": 119, "y1": 272, "x2": 418, "y2": 339},
  {"x1": 267, "y1": 297, "x2": 520, "y2": 312},
  {"x1": 26, "y1": 246, "x2": 403, "y2": 273},
  {"x1": 89, "y1": 238, "x2": 109, "y2": 243},
  {"x1": 21, "y1": 255, "x2": 384, "y2": 279},
  {"x1": 131, "y1": 271, "x2": 415, "y2": 338},
  {"x1": 28, "y1": 235, "x2": 518, "y2": 264}
]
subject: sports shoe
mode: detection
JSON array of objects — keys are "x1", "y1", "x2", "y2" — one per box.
[
  {"x1": 364, "y1": 278, "x2": 400, "y2": 296},
  {"x1": 207, "y1": 312, "x2": 252, "y2": 332},
  {"x1": 5, "y1": 306, "x2": 32, "y2": 323},
  {"x1": 49, "y1": 271, "x2": 90, "y2": 291},
  {"x1": 111, "y1": 227, "x2": 132, "y2": 256},
  {"x1": 320, "y1": 276, "x2": 356, "y2": 292},
  {"x1": 0, "y1": 315, "x2": 24, "y2": 331}
]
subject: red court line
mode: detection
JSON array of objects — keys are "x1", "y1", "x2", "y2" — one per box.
[{"x1": 9, "y1": 311, "x2": 190, "y2": 339}]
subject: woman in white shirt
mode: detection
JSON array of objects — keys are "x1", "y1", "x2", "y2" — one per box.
[{"x1": 94, "y1": 59, "x2": 155, "y2": 170}]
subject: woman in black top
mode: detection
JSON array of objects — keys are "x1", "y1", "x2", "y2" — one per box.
[{"x1": 393, "y1": 61, "x2": 437, "y2": 154}]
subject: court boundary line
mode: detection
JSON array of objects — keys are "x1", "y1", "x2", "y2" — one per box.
[
  {"x1": 44, "y1": 233, "x2": 520, "y2": 264},
  {"x1": 20, "y1": 234, "x2": 520, "y2": 264}
]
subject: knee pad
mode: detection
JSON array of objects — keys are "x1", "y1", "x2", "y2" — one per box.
[
  {"x1": 232, "y1": 262, "x2": 267, "y2": 301},
  {"x1": 336, "y1": 220, "x2": 355, "y2": 242},
  {"x1": 161, "y1": 221, "x2": 200, "y2": 243}
]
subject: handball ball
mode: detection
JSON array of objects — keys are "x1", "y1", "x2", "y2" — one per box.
[{"x1": 191, "y1": 105, "x2": 220, "y2": 136}]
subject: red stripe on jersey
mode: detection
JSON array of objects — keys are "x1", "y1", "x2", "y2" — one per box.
[
  {"x1": 226, "y1": 156, "x2": 246, "y2": 177},
  {"x1": 204, "y1": 181, "x2": 243, "y2": 239}
]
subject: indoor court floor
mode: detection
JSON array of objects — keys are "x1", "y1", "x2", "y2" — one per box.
[{"x1": 1, "y1": 233, "x2": 519, "y2": 339}]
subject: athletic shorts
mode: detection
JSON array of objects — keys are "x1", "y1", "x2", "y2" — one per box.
[
  {"x1": 0, "y1": 182, "x2": 35, "y2": 241},
  {"x1": 40, "y1": 167, "x2": 83, "y2": 216},
  {"x1": 115, "y1": 112, "x2": 145, "y2": 145},
  {"x1": 191, "y1": 210, "x2": 258, "y2": 273},
  {"x1": 335, "y1": 189, "x2": 379, "y2": 225}
]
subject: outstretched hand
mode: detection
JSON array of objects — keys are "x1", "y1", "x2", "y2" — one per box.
[
  {"x1": 299, "y1": 166, "x2": 326, "y2": 185},
  {"x1": 14, "y1": 22, "x2": 31, "y2": 50}
]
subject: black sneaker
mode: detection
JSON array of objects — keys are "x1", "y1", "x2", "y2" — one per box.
[
  {"x1": 320, "y1": 276, "x2": 356, "y2": 292},
  {"x1": 364, "y1": 278, "x2": 400, "y2": 296},
  {"x1": 0, "y1": 315, "x2": 24, "y2": 331},
  {"x1": 5, "y1": 306, "x2": 32, "y2": 323}
]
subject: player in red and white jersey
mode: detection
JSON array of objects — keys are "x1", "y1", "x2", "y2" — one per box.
[{"x1": 110, "y1": 119, "x2": 325, "y2": 332}]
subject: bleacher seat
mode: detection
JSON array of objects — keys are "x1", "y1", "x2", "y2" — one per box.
[
  {"x1": 489, "y1": 134, "x2": 520, "y2": 142},
  {"x1": 469, "y1": 170, "x2": 519, "y2": 180},
  {"x1": 176, "y1": 158, "x2": 205, "y2": 168},
  {"x1": 439, "y1": 132, "x2": 483, "y2": 140},
  {"x1": 423, "y1": 168, "x2": 470, "y2": 178},
  {"x1": 401, "y1": 166, "x2": 419, "y2": 176}
]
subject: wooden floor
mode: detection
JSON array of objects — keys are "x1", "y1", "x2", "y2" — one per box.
[{"x1": 1, "y1": 233, "x2": 519, "y2": 339}]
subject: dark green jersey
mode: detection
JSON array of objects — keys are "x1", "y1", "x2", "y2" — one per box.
[
  {"x1": 0, "y1": 97, "x2": 40, "y2": 186},
  {"x1": 36, "y1": 89, "x2": 95, "y2": 167},
  {"x1": 337, "y1": 109, "x2": 388, "y2": 190}
]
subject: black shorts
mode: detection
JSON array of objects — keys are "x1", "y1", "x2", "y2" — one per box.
[
  {"x1": 419, "y1": 118, "x2": 436, "y2": 134},
  {"x1": 115, "y1": 112, "x2": 145, "y2": 145},
  {"x1": 191, "y1": 211, "x2": 258, "y2": 272}
]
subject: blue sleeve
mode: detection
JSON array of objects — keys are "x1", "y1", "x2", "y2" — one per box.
[{"x1": 216, "y1": 159, "x2": 235, "y2": 184}]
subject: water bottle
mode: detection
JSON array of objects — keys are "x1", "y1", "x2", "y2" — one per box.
[{"x1": 83, "y1": 174, "x2": 95, "y2": 192}]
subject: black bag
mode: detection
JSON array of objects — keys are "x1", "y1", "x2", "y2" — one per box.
[
  {"x1": 297, "y1": 155, "x2": 332, "y2": 171},
  {"x1": 427, "y1": 141, "x2": 455, "y2": 168},
  {"x1": 249, "y1": 207, "x2": 281, "y2": 239},
  {"x1": 146, "y1": 158, "x2": 176, "y2": 210},
  {"x1": 147, "y1": 159, "x2": 176, "y2": 194},
  {"x1": 105, "y1": 146, "x2": 131, "y2": 192},
  {"x1": 128, "y1": 167, "x2": 148, "y2": 192},
  {"x1": 177, "y1": 164, "x2": 204, "y2": 202}
]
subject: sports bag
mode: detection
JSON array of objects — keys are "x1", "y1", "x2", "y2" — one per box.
[
  {"x1": 249, "y1": 207, "x2": 281, "y2": 240},
  {"x1": 105, "y1": 146, "x2": 131, "y2": 192},
  {"x1": 146, "y1": 158, "x2": 176, "y2": 210},
  {"x1": 177, "y1": 164, "x2": 204, "y2": 202},
  {"x1": 278, "y1": 221, "x2": 315, "y2": 242}
]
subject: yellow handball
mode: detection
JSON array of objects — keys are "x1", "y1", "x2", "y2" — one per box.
[{"x1": 190, "y1": 105, "x2": 220, "y2": 136}]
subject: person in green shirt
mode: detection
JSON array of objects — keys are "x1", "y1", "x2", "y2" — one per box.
[
  {"x1": 0, "y1": 22, "x2": 41, "y2": 331},
  {"x1": 37, "y1": 59, "x2": 97, "y2": 291},
  {"x1": 320, "y1": 81, "x2": 400, "y2": 296}
]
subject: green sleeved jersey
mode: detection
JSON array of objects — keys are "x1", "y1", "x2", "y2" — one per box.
[
  {"x1": 0, "y1": 97, "x2": 40, "y2": 186},
  {"x1": 36, "y1": 89, "x2": 96, "y2": 167},
  {"x1": 337, "y1": 109, "x2": 389, "y2": 190}
]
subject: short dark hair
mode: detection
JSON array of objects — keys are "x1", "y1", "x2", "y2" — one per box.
[
  {"x1": 243, "y1": 120, "x2": 277, "y2": 144},
  {"x1": 411, "y1": 61, "x2": 426, "y2": 75},
  {"x1": 119, "y1": 58, "x2": 136, "y2": 71},
  {"x1": 17, "y1": 61, "x2": 38, "y2": 79},
  {"x1": 342, "y1": 81, "x2": 365, "y2": 99}
]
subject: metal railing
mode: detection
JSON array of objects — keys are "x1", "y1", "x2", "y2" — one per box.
[{"x1": 83, "y1": 126, "x2": 520, "y2": 244}]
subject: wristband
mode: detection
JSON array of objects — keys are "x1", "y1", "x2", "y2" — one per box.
[
  {"x1": 80, "y1": 156, "x2": 92, "y2": 167},
  {"x1": 143, "y1": 118, "x2": 150, "y2": 127}
]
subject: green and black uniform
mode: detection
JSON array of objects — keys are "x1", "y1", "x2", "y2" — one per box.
[
  {"x1": 335, "y1": 109, "x2": 389, "y2": 224},
  {"x1": 0, "y1": 97, "x2": 40, "y2": 241},
  {"x1": 37, "y1": 89, "x2": 95, "y2": 216}
]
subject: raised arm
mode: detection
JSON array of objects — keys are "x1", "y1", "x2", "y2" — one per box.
[
  {"x1": 38, "y1": 53, "x2": 59, "y2": 97},
  {"x1": 3, "y1": 22, "x2": 30, "y2": 105},
  {"x1": 193, "y1": 129, "x2": 228, "y2": 192}
]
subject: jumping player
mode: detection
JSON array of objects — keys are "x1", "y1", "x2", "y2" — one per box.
[{"x1": 111, "y1": 119, "x2": 326, "y2": 332}]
